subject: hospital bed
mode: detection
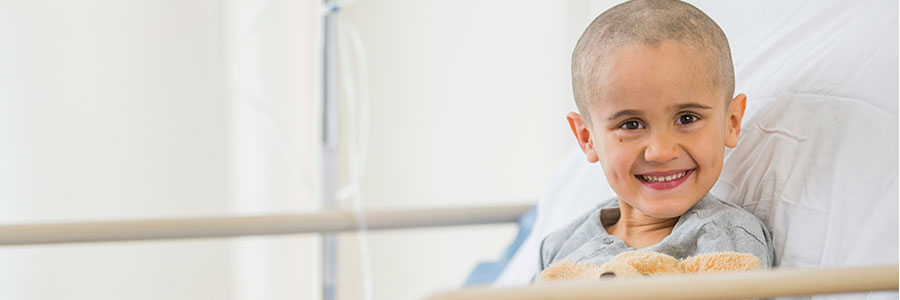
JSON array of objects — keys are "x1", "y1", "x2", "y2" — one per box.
[
  {"x1": 0, "y1": 0, "x2": 896, "y2": 299},
  {"x1": 459, "y1": 0, "x2": 900, "y2": 298}
]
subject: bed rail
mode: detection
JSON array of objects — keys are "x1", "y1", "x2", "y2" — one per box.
[
  {"x1": 0, "y1": 204, "x2": 531, "y2": 246},
  {"x1": 428, "y1": 264, "x2": 899, "y2": 300},
  {"x1": 1, "y1": 204, "x2": 895, "y2": 299}
]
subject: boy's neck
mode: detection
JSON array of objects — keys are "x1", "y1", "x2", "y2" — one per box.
[{"x1": 605, "y1": 199, "x2": 679, "y2": 249}]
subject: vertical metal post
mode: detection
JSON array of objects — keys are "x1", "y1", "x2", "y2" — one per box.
[{"x1": 321, "y1": 1, "x2": 339, "y2": 300}]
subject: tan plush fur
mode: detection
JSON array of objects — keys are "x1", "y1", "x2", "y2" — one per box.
[
  {"x1": 680, "y1": 252, "x2": 761, "y2": 273},
  {"x1": 540, "y1": 250, "x2": 760, "y2": 282}
]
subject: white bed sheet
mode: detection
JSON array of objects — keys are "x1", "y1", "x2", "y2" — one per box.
[{"x1": 495, "y1": 2, "x2": 898, "y2": 299}]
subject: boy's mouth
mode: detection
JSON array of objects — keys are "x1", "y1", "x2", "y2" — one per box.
[{"x1": 635, "y1": 169, "x2": 695, "y2": 190}]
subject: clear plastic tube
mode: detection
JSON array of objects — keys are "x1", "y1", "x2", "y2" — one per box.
[{"x1": 337, "y1": 13, "x2": 374, "y2": 300}]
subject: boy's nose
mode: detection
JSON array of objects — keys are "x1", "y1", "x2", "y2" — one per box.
[{"x1": 644, "y1": 131, "x2": 679, "y2": 163}]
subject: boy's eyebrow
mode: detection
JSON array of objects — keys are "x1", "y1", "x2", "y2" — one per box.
[
  {"x1": 673, "y1": 103, "x2": 714, "y2": 110},
  {"x1": 607, "y1": 109, "x2": 642, "y2": 121}
]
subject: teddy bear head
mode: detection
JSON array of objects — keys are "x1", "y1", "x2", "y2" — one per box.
[{"x1": 540, "y1": 250, "x2": 760, "y2": 282}]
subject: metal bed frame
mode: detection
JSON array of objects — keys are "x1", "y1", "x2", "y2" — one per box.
[{"x1": 0, "y1": 205, "x2": 895, "y2": 299}]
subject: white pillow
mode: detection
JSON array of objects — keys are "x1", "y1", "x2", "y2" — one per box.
[
  {"x1": 698, "y1": 0, "x2": 899, "y2": 273},
  {"x1": 495, "y1": 2, "x2": 899, "y2": 297}
]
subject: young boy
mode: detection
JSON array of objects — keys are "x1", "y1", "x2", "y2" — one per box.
[{"x1": 538, "y1": 0, "x2": 774, "y2": 275}]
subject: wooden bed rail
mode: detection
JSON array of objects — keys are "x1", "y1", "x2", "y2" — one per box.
[
  {"x1": 428, "y1": 264, "x2": 899, "y2": 300},
  {"x1": 0, "y1": 204, "x2": 531, "y2": 246}
]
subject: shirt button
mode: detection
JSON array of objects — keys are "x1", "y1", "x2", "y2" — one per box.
[{"x1": 601, "y1": 237, "x2": 614, "y2": 244}]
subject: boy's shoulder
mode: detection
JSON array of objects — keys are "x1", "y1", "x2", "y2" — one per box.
[
  {"x1": 684, "y1": 195, "x2": 766, "y2": 232},
  {"x1": 679, "y1": 195, "x2": 773, "y2": 259},
  {"x1": 539, "y1": 198, "x2": 614, "y2": 268},
  {"x1": 677, "y1": 195, "x2": 775, "y2": 266}
]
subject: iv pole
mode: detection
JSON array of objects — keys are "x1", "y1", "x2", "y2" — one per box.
[{"x1": 321, "y1": 1, "x2": 339, "y2": 300}]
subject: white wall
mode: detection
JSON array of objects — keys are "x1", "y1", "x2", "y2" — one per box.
[
  {"x1": 0, "y1": 1, "x2": 231, "y2": 298},
  {"x1": 0, "y1": 0, "x2": 319, "y2": 299},
  {"x1": 224, "y1": 0, "x2": 320, "y2": 299},
  {"x1": 336, "y1": 1, "x2": 622, "y2": 299}
]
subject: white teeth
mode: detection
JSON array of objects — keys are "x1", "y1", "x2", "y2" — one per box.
[{"x1": 640, "y1": 171, "x2": 688, "y2": 182}]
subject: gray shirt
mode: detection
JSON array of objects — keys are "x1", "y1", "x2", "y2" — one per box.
[{"x1": 538, "y1": 194, "x2": 774, "y2": 273}]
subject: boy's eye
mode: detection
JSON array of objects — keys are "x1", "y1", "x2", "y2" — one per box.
[
  {"x1": 620, "y1": 120, "x2": 644, "y2": 130},
  {"x1": 676, "y1": 114, "x2": 699, "y2": 125}
]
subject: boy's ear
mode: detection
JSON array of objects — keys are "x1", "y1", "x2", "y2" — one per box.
[
  {"x1": 725, "y1": 93, "x2": 748, "y2": 148},
  {"x1": 566, "y1": 112, "x2": 600, "y2": 163}
]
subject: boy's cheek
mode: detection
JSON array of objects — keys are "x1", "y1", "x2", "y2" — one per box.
[
  {"x1": 599, "y1": 145, "x2": 638, "y2": 179},
  {"x1": 686, "y1": 127, "x2": 726, "y2": 152}
]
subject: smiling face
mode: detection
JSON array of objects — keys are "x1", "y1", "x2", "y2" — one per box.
[{"x1": 569, "y1": 40, "x2": 745, "y2": 220}]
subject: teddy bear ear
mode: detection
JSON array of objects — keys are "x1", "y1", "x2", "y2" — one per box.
[{"x1": 680, "y1": 252, "x2": 761, "y2": 274}]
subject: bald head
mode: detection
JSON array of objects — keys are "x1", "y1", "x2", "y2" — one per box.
[{"x1": 572, "y1": 0, "x2": 734, "y2": 122}]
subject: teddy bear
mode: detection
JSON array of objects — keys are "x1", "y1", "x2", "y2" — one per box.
[{"x1": 540, "y1": 250, "x2": 761, "y2": 282}]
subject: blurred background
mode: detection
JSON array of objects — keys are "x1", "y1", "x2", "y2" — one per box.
[{"x1": 0, "y1": 0, "x2": 622, "y2": 299}]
